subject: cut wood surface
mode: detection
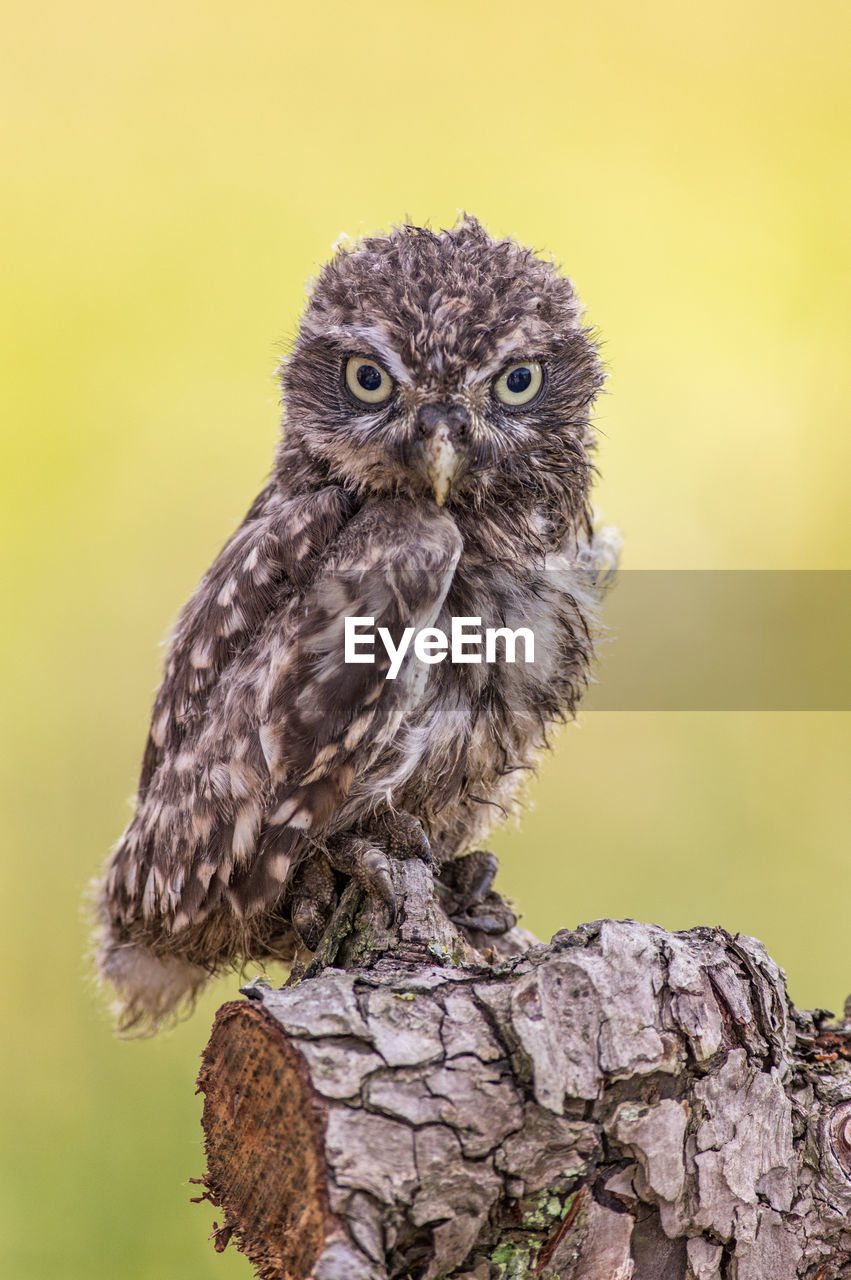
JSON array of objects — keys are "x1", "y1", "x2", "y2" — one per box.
[{"x1": 197, "y1": 860, "x2": 851, "y2": 1279}]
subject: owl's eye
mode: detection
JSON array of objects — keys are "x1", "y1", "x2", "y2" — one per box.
[
  {"x1": 345, "y1": 356, "x2": 394, "y2": 405},
  {"x1": 493, "y1": 360, "x2": 544, "y2": 407}
]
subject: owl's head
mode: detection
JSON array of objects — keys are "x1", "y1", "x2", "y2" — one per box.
[{"x1": 279, "y1": 216, "x2": 603, "y2": 537}]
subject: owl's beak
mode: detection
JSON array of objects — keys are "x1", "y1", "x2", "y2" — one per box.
[
  {"x1": 416, "y1": 402, "x2": 468, "y2": 505},
  {"x1": 423, "y1": 427, "x2": 460, "y2": 507}
]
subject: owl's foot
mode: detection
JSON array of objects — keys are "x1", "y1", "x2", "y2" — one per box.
[
  {"x1": 289, "y1": 854, "x2": 337, "y2": 952},
  {"x1": 374, "y1": 809, "x2": 436, "y2": 866},
  {"x1": 320, "y1": 812, "x2": 435, "y2": 930},
  {"x1": 438, "y1": 850, "x2": 517, "y2": 936},
  {"x1": 324, "y1": 833, "x2": 398, "y2": 926}
]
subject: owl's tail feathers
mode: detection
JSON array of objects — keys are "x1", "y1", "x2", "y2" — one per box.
[{"x1": 94, "y1": 920, "x2": 210, "y2": 1037}]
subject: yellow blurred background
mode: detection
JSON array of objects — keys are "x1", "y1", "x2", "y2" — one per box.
[{"x1": 2, "y1": 0, "x2": 849, "y2": 1275}]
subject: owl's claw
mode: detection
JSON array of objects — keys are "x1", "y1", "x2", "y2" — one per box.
[
  {"x1": 290, "y1": 854, "x2": 337, "y2": 951},
  {"x1": 292, "y1": 895, "x2": 332, "y2": 952},
  {"x1": 319, "y1": 813, "x2": 435, "y2": 931},
  {"x1": 439, "y1": 849, "x2": 498, "y2": 910},
  {"x1": 437, "y1": 850, "x2": 517, "y2": 936},
  {"x1": 324, "y1": 834, "x2": 397, "y2": 926},
  {"x1": 376, "y1": 809, "x2": 436, "y2": 867},
  {"x1": 362, "y1": 846, "x2": 397, "y2": 926}
]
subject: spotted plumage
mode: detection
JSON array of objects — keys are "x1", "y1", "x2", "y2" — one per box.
[{"x1": 94, "y1": 215, "x2": 618, "y2": 1031}]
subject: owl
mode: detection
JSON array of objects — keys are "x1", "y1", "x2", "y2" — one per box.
[{"x1": 94, "y1": 215, "x2": 617, "y2": 1032}]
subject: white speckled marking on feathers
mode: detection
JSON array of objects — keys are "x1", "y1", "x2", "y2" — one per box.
[{"x1": 93, "y1": 214, "x2": 618, "y2": 1032}]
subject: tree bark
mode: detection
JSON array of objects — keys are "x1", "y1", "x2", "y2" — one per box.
[{"x1": 196, "y1": 859, "x2": 851, "y2": 1279}]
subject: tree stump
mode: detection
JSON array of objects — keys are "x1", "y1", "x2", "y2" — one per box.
[{"x1": 197, "y1": 859, "x2": 851, "y2": 1279}]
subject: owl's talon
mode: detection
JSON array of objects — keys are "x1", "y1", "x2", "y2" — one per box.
[
  {"x1": 361, "y1": 846, "x2": 397, "y2": 925},
  {"x1": 292, "y1": 896, "x2": 332, "y2": 952},
  {"x1": 450, "y1": 895, "x2": 517, "y2": 936},
  {"x1": 289, "y1": 854, "x2": 336, "y2": 951},
  {"x1": 414, "y1": 838, "x2": 438, "y2": 869},
  {"x1": 376, "y1": 809, "x2": 435, "y2": 866},
  {"x1": 438, "y1": 851, "x2": 516, "y2": 937},
  {"x1": 324, "y1": 835, "x2": 398, "y2": 925},
  {"x1": 438, "y1": 849, "x2": 499, "y2": 915}
]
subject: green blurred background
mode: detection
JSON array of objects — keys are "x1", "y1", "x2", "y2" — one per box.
[{"x1": 2, "y1": 1, "x2": 849, "y2": 1275}]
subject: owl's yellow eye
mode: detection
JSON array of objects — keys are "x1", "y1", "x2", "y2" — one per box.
[
  {"x1": 345, "y1": 355, "x2": 394, "y2": 405},
  {"x1": 493, "y1": 360, "x2": 544, "y2": 407}
]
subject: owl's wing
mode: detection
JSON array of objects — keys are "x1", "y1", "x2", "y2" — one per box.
[
  {"x1": 107, "y1": 497, "x2": 462, "y2": 932},
  {"x1": 137, "y1": 482, "x2": 352, "y2": 793}
]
